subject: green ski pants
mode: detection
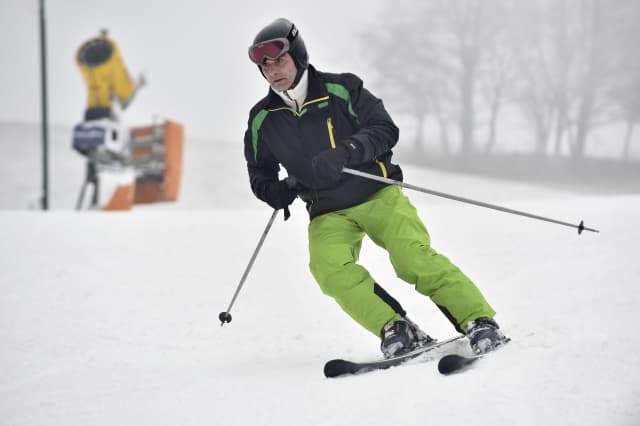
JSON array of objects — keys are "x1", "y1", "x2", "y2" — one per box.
[{"x1": 308, "y1": 185, "x2": 495, "y2": 337}]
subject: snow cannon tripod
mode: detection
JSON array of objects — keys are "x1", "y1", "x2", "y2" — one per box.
[
  {"x1": 75, "y1": 156, "x2": 100, "y2": 210},
  {"x1": 72, "y1": 119, "x2": 134, "y2": 211}
]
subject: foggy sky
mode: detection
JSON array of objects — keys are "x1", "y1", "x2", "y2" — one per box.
[{"x1": 0, "y1": 0, "x2": 384, "y2": 142}]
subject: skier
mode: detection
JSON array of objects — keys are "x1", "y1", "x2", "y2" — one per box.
[{"x1": 243, "y1": 18, "x2": 507, "y2": 357}]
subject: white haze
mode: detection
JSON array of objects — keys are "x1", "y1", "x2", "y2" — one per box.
[{"x1": 0, "y1": 0, "x2": 385, "y2": 141}]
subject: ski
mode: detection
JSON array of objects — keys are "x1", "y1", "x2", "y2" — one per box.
[
  {"x1": 437, "y1": 338, "x2": 511, "y2": 375},
  {"x1": 437, "y1": 353, "x2": 482, "y2": 375},
  {"x1": 324, "y1": 335, "x2": 465, "y2": 378}
]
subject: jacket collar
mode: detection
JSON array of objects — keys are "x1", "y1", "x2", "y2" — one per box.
[
  {"x1": 265, "y1": 65, "x2": 327, "y2": 111},
  {"x1": 274, "y1": 69, "x2": 309, "y2": 112}
]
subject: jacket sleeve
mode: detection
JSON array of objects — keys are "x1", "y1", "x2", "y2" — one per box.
[
  {"x1": 338, "y1": 74, "x2": 399, "y2": 165},
  {"x1": 243, "y1": 111, "x2": 281, "y2": 204}
]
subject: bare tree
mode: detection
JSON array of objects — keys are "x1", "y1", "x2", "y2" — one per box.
[
  {"x1": 508, "y1": 2, "x2": 557, "y2": 154},
  {"x1": 431, "y1": 0, "x2": 486, "y2": 155},
  {"x1": 360, "y1": 1, "x2": 456, "y2": 154},
  {"x1": 478, "y1": 1, "x2": 517, "y2": 154},
  {"x1": 567, "y1": 0, "x2": 617, "y2": 159},
  {"x1": 607, "y1": 0, "x2": 640, "y2": 160},
  {"x1": 508, "y1": 0, "x2": 620, "y2": 159},
  {"x1": 361, "y1": 0, "x2": 637, "y2": 161}
]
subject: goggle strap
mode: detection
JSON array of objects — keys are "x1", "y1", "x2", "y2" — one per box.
[{"x1": 286, "y1": 24, "x2": 298, "y2": 43}]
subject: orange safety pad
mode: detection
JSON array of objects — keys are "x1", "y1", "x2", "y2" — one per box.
[
  {"x1": 133, "y1": 182, "x2": 163, "y2": 204},
  {"x1": 132, "y1": 119, "x2": 184, "y2": 204},
  {"x1": 162, "y1": 120, "x2": 184, "y2": 201},
  {"x1": 102, "y1": 184, "x2": 134, "y2": 211}
]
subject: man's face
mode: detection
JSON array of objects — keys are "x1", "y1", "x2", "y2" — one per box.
[{"x1": 260, "y1": 53, "x2": 297, "y2": 92}]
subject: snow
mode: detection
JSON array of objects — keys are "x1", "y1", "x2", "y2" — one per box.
[{"x1": 1, "y1": 123, "x2": 640, "y2": 425}]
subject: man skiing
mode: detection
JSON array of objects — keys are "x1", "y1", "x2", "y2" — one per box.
[{"x1": 243, "y1": 18, "x2": 507, "y2": 357}]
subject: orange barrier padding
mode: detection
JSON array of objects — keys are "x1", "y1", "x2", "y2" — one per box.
[
  {"x1": 102, "y1": 184, "x2": 134, "y2": 211},
  {"x1": 131, "y1": 126, "x2": 154, "y2": 138},
  {"x1": 162, "y1": 120, "x2": 184, "y2": 201},
  {"x1": 131, "y1": 146, "x2": 153, "y2": 159},
  {"x1": 130, "y1": 126, "x2": 153, "y2": 160},
  {"x1": 130, "y1": 125, "x2": 157, "y2": 162},
  {"x1": 133, "y1": 182, "x2": 162, "y2": 204},
  {"x1": 131, "y1": 119, "x2": 184, "y2": 204}
]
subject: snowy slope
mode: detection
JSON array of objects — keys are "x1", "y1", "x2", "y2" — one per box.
[{"x1": 1, "y1": 124, "x2": 639, "y2": 425}]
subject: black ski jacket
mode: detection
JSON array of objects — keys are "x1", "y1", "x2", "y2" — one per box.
[{"x1": 243, "y1": 65, "x2": 402, "y2": 219}]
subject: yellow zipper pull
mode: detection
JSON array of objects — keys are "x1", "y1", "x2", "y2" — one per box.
[{"x1": 326, "y1": 117, "x2": 336, "y2": 149}]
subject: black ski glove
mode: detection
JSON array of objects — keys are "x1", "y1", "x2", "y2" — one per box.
[
  {"x1": 264, "y1": 178, "x2": 297, "y2": 211},
  {"x1": 311, "y1": 145, "x2": 350, "y2": 188}
]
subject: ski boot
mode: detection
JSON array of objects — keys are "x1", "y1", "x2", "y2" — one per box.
[
  {"x1": 466, "y1": 317, "x2": 507, "y2": 354},
  {"x1": 380, "y1": 317, "x2": 435, "y2": 358},
  {"x1": 404, "y1": 316, "x2": 436, "y2": 348}
]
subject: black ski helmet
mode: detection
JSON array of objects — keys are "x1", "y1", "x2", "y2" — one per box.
[{"x1": 251, "y1": 18, "x2": 309, "y2": 84}]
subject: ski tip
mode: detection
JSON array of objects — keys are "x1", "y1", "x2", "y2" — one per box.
[
  {"x1": 324, "y1": 359, "x2": 356, "y2": 378},
  {"x1": 437, "y1": 354, "x2": 479, "y2": 375}
]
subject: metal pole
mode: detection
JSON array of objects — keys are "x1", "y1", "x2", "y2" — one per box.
[
  {"x1": 343, "y1": 167, "x2": 599, "y2": 234},
  {"x1": 219, "y1": 209, "x2": 279, "y2": 326},
  {"x1": 39, "y1": 0, "x2": 49, "y2": 210}
]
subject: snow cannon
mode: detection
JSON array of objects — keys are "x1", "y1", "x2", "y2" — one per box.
[
  {"x1": 72, "y1": 119, "x2": 184, "y2": 211},
  {"x1": 76, "y1": 34, "x2": 136, "y2": 118}
]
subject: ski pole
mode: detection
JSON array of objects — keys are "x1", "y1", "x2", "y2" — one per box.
[
  {"x1": 219, "y1": 208, "x2": 279, "y2": 326},
  {"x1": 342, "y1": 167, "x2": 599, "y2": 234}
]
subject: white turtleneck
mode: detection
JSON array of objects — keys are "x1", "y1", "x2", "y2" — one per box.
[{"x1": 274, "y1": 69, "x2": 309, "y2": 112}]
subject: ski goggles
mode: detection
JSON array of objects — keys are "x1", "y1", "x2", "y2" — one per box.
[{"x1": 248, "y1": 38, "x2": 291, "y2": 65}]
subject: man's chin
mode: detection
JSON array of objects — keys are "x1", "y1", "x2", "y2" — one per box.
[{"x1": 270, "y1": 81, "x2": 291, "y2": 92}]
